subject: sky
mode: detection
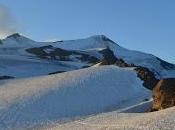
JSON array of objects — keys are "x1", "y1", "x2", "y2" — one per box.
[{"x1": 0, "y1": 0, "x2": 174, "y2": 63}]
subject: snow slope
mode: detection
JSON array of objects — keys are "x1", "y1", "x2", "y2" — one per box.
[
  {"x1": 49, "y1": 106, "x2": 175, "y2": 130},
  {"x1": 0, "y1": 35, "x2": 91, "y2": 77},
  {"x1": 0, "y1": 66, "x2": 150, "y2": 129},
  {"x1": 53, "y1": 35, "x2": 175, "y2": 78}
]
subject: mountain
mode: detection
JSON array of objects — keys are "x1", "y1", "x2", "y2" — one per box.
[
  {"x1": 0, "y1": 33, "x2": 175, "y2": 129},
  {"x1": 0, "y1": 33, "x2": 175, "y2": 79}
]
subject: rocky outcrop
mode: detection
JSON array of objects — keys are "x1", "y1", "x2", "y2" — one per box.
[
  {"x1": 98, "y1": 48, "x2": 117, "y2": 65},
  {"x1": 0, "y1": 76, "x2": 14, "y2": 80},
  {"x1": 48, "y1": 71, "x2": 66, "y2": 75},
  {"x1": 135, "y1": 67, "x2": 159, "y2": 90},
  {"x1": 98, "y1": 48, "x2": 159, "y2": 90},
  {"x1": 6, "y1": 33, "x2": 21, "y2": 39},
  {"x1": 151, "y1": 78, "x2": 175, "y2": 111},
  {"x1": 98, "y1": 48, "x2": 135, "y2": 67},
  {"x1": 26, "y1": 45, "x2": 99, "y2": 63}
]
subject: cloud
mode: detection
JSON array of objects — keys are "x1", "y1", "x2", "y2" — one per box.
[{"x1": 0, "y1": 4, "x2": 17, "y2": 39}]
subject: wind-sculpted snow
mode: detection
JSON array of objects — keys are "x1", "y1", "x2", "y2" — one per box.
[
  {"x1": 48, "y1": 106, "x2": 175, "y2": 130},
  {"x1": 0, "y1": 66, "x2": 150, "y2": 129}
]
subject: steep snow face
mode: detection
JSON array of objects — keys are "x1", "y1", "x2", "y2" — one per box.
[
  {"x1": 109, "y1": 44, "x2": 175, "y2": 78},
  {"x1": 53, "y1": 35, "x2": 114, "y2": 50},
  {"x1": 0, "y1": 66, "x2": 150, "y2": 129}
]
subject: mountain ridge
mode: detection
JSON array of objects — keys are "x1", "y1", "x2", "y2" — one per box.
[
  {"x1": 2, "y1": 33, "x2": 174, "y2": 64},
  {"x1": 0, "y1": 33, "x2": 175, "y2": 80}
]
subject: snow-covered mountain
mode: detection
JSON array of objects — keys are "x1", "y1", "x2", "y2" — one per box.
[
  {"x1": 0, "y1": 33, "x2": 175, "y2": 79},
  {"x1": 0, "y1": 33, "x2": 175, "y2": 130}
]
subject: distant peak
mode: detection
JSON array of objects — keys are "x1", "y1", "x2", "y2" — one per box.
[
  {"x1": 4, "y1": 33, "x2": 36, "y2": 44},
  {"x1": 6, "y1": 33, "x2": 21, "y2": 39}
]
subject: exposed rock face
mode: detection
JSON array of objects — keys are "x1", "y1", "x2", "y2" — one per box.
[
  {"x1": 48, "y1": 71, "x2": 66, "y2": 75},
  {"x1": 98, "y1": 48, "x2": 135, "y2": 67},
  {"x1": 135, "y1": 67, "x2": 159, "y2": 90},
  {"x1": 151, "y1": 78, "x2": 175, "y2": 111},
  {"x1": 98, "y1": 48, "x2": 159, "y2": 90},
  {"x1": 98, "y1": 48, "x2": 118, "y2": 65},
  {"x1": 26, "y1": 45, "x2": 99, "y2": 63},
  {"x1": 0, "y1": 76, "x2": 14, "y2": 80},
  {"x1": 6, "y1": 33, "x2": 21, "y2": 39}
]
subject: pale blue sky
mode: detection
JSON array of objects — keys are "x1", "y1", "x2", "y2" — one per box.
[{"x1": 0, "y1": 0, "x2": 174, "y2": 63}]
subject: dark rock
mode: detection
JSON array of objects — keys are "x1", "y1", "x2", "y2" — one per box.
[
  {"x1": 98, "y1": 48, "x2": 158, "y2": 90},
  {"x1": 6, "y1": 33, "x2": 21, "y2": 39},
  {"x1": 26, "y1": 46, "x2": 99, "y2": 63},
  {"x1": 0, "y1": 76, "x2": 14, "y2": 80},
  {"x1": 48, "y1": 71, "x2": 66, "y2": 75},
  {"x1": 115, "y1": 59, "x2": 135, "y2": 67},
  {"x1": 76, "y1": 52, "x2": 99, "y2": 63},
  {"x1": 98, "y1": 48, "x2": 136, "y2": 67},
  {"x1": 82, "y1": 65, "x2": 90, "y2": 68},
  {"x1": 99, "y1": 48, "x2": 117, "y2": 65},
  {"x1": 135, "y1": 67, "x2": 159, "y2": 90}
]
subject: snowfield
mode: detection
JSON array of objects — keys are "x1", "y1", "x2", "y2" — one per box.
[
  {"x1": 0, "y1": 66, "x2": 150, "y2": 129},
  {"x1": 48, "y1": 106, "x2": 175, "y2": 130}
]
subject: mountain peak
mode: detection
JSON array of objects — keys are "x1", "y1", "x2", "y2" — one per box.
[
  {"x1": 6, "y1": 33, "x2": 22, "y2": 39},
  {"x1": 5, "y1": 33, "x2": 35, "y2": 42}
]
